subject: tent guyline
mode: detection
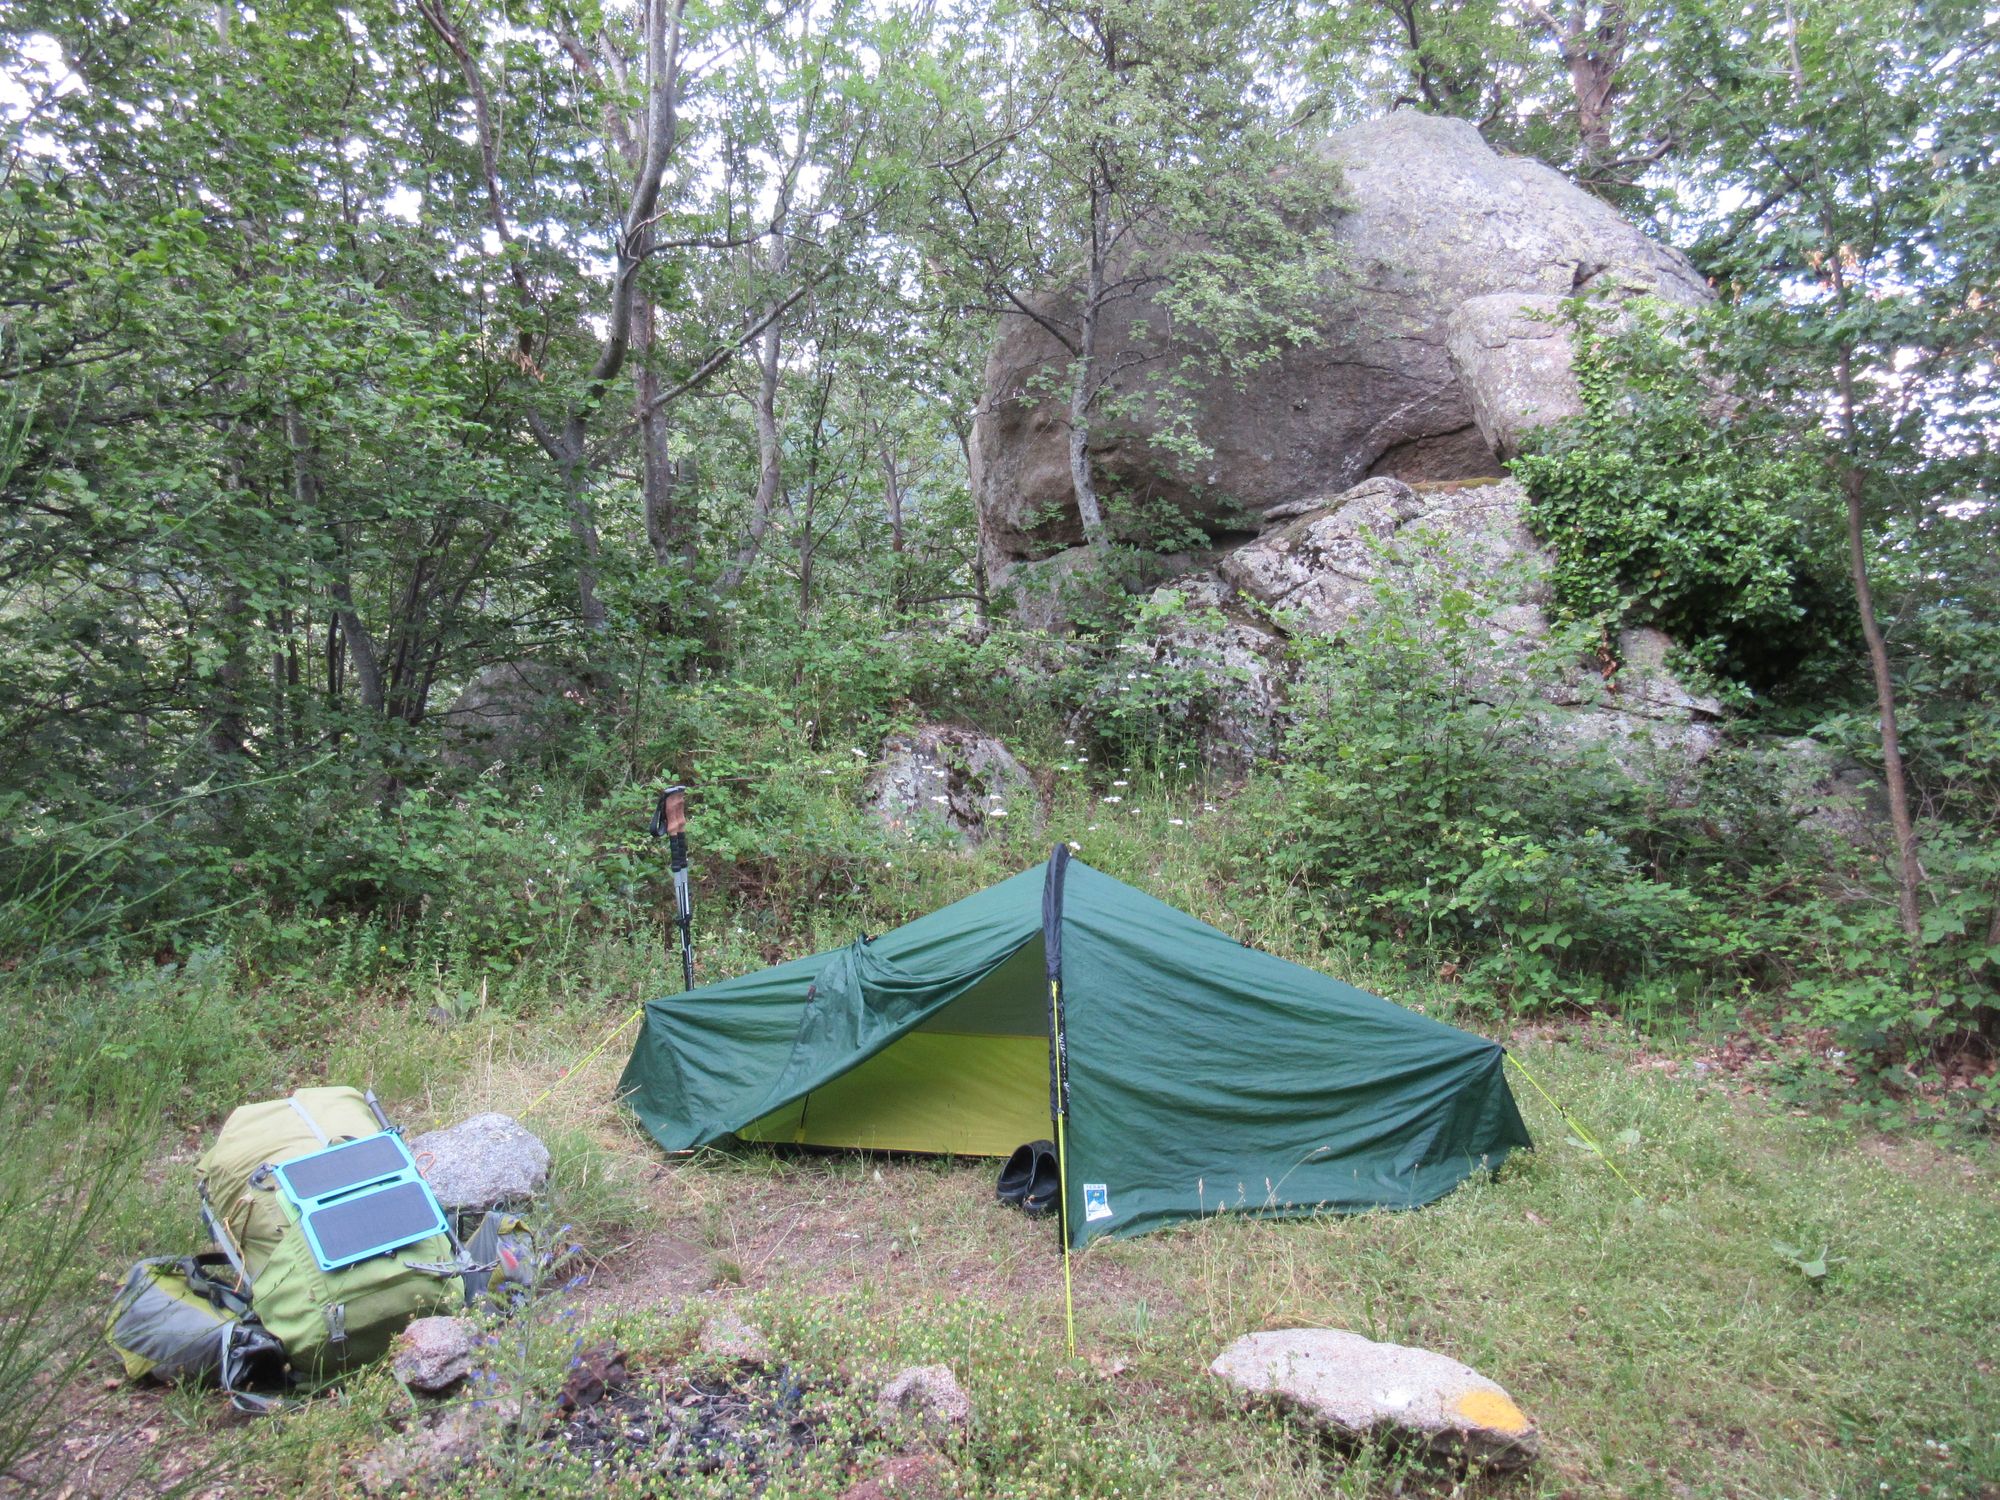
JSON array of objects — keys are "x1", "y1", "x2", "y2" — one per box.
[{"x1": 619, "y1": 846, "x2": 1537, "y2": 1253}]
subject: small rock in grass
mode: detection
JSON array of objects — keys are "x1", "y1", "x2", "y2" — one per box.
[
  {"x1": 409, "y1": 1113, "x2": 550, "y2": 1212},
  {"x1": 355, "y1": 1398, "x2": 521, "y2": 1494},
  {"x1": 839, "y1": 1452, "x2": 948, "y2": 1500},
  {"x1": 1209, "y1": 1328, "x2": 1538, "y2": 1470},
  {"x1": 557, "y1": 1343, "x2": 630, "y2": 1412},
  {"x1": 392, "y1": 1316, "x2": 476, "y2": 1394},
  {"x1": 876, "y1": 1364, "x2": 972, "y2": 1440},
  {"x1": 698, "y1": 1306, "x2": 774, "y2": 1364}
]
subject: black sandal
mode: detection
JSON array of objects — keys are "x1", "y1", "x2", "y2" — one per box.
[{"x1": 996, "y1": 1139, "x2": 1055, "y2": 1211}]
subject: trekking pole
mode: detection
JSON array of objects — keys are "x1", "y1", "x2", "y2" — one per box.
[{"x1": 651, "y1": 784, "x2": 695, "y2": 992}]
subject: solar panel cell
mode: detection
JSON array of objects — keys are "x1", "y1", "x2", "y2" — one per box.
[
  {"x1": 277, "y1": 1134, "x2": 410, "y2": 1201},
  {"x1": 303, "y1": 1182, "x2": 447, "y2": 1269}
]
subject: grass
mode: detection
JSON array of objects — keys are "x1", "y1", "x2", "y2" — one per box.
[{"x1": 4, "y1": 773, "x2": 1996, "y2": 1497}]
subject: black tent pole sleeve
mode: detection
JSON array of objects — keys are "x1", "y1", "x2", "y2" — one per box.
[
  {"x1": 1041, "y1": 844, "x2": 1079, "y2": 1354},
  {"x1": 1041, "y1": 842, "x2": 1071, "y2": 1124}
]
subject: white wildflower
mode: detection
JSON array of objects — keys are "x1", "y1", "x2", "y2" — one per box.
[
  {"x1": 1102, "y1": 796, "x2": 1122, "y2": 805},
  {"x1": 1169, "y1": 818, "x2": 1185, "y2": 826}
]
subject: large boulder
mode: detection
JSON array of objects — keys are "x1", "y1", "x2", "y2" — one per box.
[
  {"x1": 865, "y1": 725, "x2": 1038, "y2": 843},
  {"x1": 1444, "y1": 294, "x2": 1587, "y2": 460},
  {"x1": 438, "y1": 660, "x2": 590, "y2": 770},
  {"x1": 1210, "y1": 1328, "x2": 1540, "y2": 1470},
  {"x1": 974, "y1": 110, "x2": 1706, "y2": 572}
]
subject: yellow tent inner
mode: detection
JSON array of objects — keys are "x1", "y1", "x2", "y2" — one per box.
[{"x1": 737, "y1": 937, "x2": 1049, "y2": 1157}]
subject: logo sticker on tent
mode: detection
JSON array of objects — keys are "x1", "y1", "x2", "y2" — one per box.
[{"x1": 1082, "y1": 1184, "x2": 1112, "y2": 1222}]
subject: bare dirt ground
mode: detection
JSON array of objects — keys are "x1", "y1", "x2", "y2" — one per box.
[{"x1": 577, "y1": 1152, "x2": 1169, "y2": 1336}]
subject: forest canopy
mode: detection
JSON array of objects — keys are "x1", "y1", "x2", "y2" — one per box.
[{"x1": 2, "y1": 0, "x2": 1996, "y2": 1097}]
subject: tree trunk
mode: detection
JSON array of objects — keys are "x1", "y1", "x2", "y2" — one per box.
[
  {"x1": 1068, "y1": 179, "x2": 1110, "y2": 550},
  {"x1": 637, "y1": 298, "x2": 685, "y2": 576},
  {"x1": 881, "y1": 439, "x2": 906, "y2": 611},
  {"x1": 559, "y1": 444, "x2": 611, "y2": 633},
  {"x1": 1518, "y1": 2, "x2": 1627, "y2": 179},
  {"x1": 716, "y1": 239, "x2": 788, "y2": 597},
  {"x1": 327, "y1": 582, "x2": 384, "y2": 713},
  {"x1": 208, "y1": 581, "x2": 250, "y2": 761},
  {"x1": 289, "y1": 407, "x2": 387, "y2": 714},
  {"x1": 1568, "y1": 49, "x2": 1618, "y2": 169},
  {"x1": 1841, "y1": 455, "x2": 1924, "y2": 940}
]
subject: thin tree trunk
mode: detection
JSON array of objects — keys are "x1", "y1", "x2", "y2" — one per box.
[
  {"x1": 209, "y1": 581, "x2": 250, "y2": 760},
  {"x1": 288, "y1": 408, "x2": 386, "y2": 713},
  {"x1": 1068, "y1": 179, "x2": 1110, "y2": 550},
  {"x1": 327, "y1": 587, "x2": 384, "y2": 711},
  {"x1": 637, "y1": 298, "x2": 683, "y2": 574},
  {"x1": 881, "y1": 439, "x2": 905, "y2": 611},
  {"x1": 716, "y1": 241, "x2": 788, "y2": 597},
  {"x1": 1840, "y1": 453, "x2": 1924, "y2": 940},
  {"x1": 561, "y1": 454, "x2": 611, "y2": 633}
]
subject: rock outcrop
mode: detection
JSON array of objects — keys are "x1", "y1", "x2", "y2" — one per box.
[
  {"x1": 973, "y1": 110, "x2": 1706, "y2": 573},
  {"x1": 1139, "y1": 476, "x2": 1722, "y2": 770},
  {"x1": 438, "y1": 660, "x2": 590, "y2": 770},
  {"x1": 1121, "y1": 576, "x2": 1287, "y2": 771},
  {"x1": 865, "y1": 725, "x2": 1038, "y2": 843},
  {"x1": 1210, "y1": 1328, "x2": 1540, "y2": 1470}
]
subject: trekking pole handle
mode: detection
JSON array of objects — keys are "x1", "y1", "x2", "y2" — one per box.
[{"x1": 652, "y1": 785, "x2": 695, "y2": 991}]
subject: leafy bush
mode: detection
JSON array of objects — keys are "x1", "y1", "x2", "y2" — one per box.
[
  {"x1": 1046, "y1": 583, "x2": 1267, "y2": 769},
  {"x1": 1512, "y1": 302, "x2": 1850, "y2": 693},
  {"x1": 1263, "y1": 527, "x2": 1709, "y2": 1002}
]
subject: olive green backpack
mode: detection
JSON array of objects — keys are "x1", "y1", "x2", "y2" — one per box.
[
  {"x1": 107, "y1": 1087, "x2": 540, "y2": 1407},
  {"x1": 193, "y1": 1088, "x2": 464, "y2": 1392}
]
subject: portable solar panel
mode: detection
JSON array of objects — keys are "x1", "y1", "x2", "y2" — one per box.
[
  {"x1": 270, "y1": 1131, "x2": 451, "y2": 1272},
  {"x1": 273, "y1": 1133, "x2": 409, "y2": 1204}
]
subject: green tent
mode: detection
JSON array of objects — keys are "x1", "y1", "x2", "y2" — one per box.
[{"x1": 619, "y1": 847, "x2": 1531, "y2": 1248}]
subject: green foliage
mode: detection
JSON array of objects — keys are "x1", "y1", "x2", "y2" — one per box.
[
  {"x1": 0, "y1": 994, "x2": 170, "y2": 1481},
  {"x1": 1041, "y1": 580, "x2": 1264, "y2": 769},
  {"x1": 1264, "y1": 528, "x2": 1707, "y2": 1001},
  {"x1": 1513, "y1": 304, "x2": 1849, "y2": 692}
]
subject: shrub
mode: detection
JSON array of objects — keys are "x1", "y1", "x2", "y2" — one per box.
[
  {"x1": 1512, "y1": 301, "x2": 1850, "y2": 693},
  {"x1": 1264, "y1": 526, "x2": 1705, "y2": 1002}
]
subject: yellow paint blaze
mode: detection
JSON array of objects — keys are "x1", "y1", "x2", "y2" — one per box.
[{"x1": 1452, "y1": 1388, "x2": 1531, "y2": 1434}]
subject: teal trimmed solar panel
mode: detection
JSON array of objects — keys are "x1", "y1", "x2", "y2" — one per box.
[{"x1": 271, "y1": 1132, "x2": 449, "y2": 1272}]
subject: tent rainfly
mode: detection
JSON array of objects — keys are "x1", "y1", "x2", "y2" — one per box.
[{"x1": 619, "y1": 847, "x2": 1532, "y2": 1248}]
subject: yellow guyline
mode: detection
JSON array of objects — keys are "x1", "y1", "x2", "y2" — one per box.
[
  {"x1": 1504, "y1": 1053, "x2": 1645, "y2": 1203},
  {"x1": 1050, "y1": 978, "x2": 1078, "y2": 1358},
  {"x1": 521, "y1": 1004, "x2": 647, "y2": 1122}
]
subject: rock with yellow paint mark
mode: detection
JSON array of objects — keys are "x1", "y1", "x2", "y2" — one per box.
[{"x1": 1209, "y1": 1328, "x2": 1539, "y2": 1470}]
